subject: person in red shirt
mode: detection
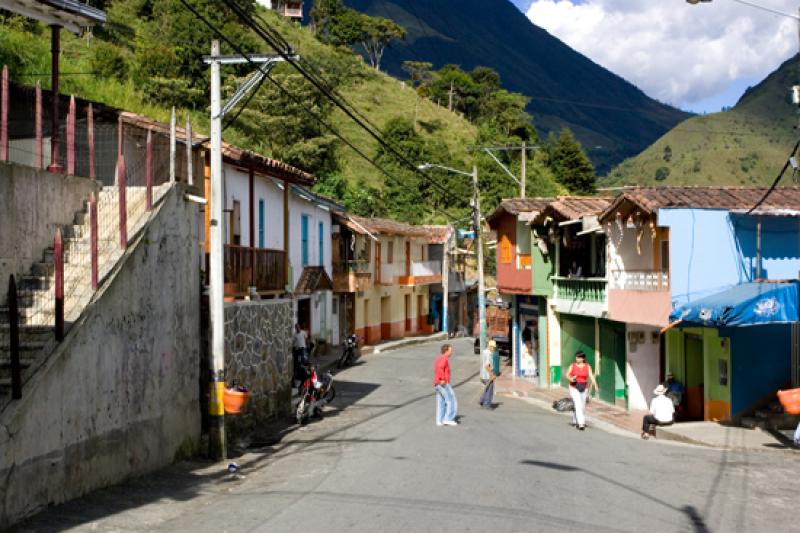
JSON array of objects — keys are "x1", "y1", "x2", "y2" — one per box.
[
  {"x1": 566, "y1": 351, "x2": 597, "y2": 430},
  {"x1": 434, "y1": 344, "x2": 458, "y2": 426}
]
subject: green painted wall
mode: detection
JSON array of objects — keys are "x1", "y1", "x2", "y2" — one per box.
[
  {"x1": 599, "y1": 320, "x2": 626, "y2": 403},
  {"x1": 560, "y1": 314, "x2": 596, "y2": 390},
  {"x1": 538, "y1": 299, "x2": 548, "y2": 383},
  {"x1": 532, "y1": 230, "x2": 555, "y2": 297},
  {"x1": 702, "y1": 328, "x2": 731, "y2": 407}
]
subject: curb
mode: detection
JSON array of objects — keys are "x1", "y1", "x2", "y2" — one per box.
[{"x1": 363, "y1": 332, "x2": 448, "y2": 355}]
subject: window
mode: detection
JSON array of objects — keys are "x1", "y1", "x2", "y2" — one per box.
[
  {"x1": 232, "y1": 200, "x2": 241, "y2": 245},
  {"x1": 258, "y1": 199, "x2": 265, "y2": 248},
  {"x1": 388, "y1": 241, "x2": 394, "y2": 264},
  {"x1": 500, "y1": 235, "x2": 512, "y2": 264},
  {"x1": 301, "y1": 214, "x2": 309, "y2": 266},
  {"x1": 318, "y1": 221, "x2": 324, "y2": 265}
]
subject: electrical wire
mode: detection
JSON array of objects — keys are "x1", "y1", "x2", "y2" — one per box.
[
  {"x1": 746, "y1": 137, "x2": 800, "y2": 214},
  {"x1": 177, "y1": 0, "x2": 463, "y2": 222},
  {"x1": 222, "y1": 0, "x2": 467, "y2": 208}
]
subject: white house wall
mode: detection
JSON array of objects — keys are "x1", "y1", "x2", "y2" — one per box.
[
  {"x1": 606, "y1": 221, "x2": 656, "y2": 290},
  {"x1": 221, "y1": 165, "x2": 284, "y2": 249},
  {"x1": 625, "y1": 323, "x2": 661, "y2": 411}
]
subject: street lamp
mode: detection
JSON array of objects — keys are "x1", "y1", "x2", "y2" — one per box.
[{"x1": 418, "y1": 163, "x2": 488, "y2": 353}]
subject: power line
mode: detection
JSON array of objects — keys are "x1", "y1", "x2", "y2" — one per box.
[
  {"x1": 746, "y1": 137, "x2": 800, "y2": 214},
  {"x1": 222, "y1": 0, "x2": 467, "y2": 208},
  {"x1": 177, "y1": 0, "x2": 463, "y2": 222}
]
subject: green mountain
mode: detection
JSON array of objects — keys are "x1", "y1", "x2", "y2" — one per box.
[
  {"x1": 339, "y1": 0, "x2": 691, "y2": 173},
  {"x1": 605, "y1": 55, "x2": 800, "y2": 187}
]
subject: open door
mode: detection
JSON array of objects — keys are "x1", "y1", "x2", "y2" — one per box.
[{"x1": 685, "y1": 335, "x2": 705, "y2": 420}]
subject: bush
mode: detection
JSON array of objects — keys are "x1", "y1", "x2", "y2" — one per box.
[
  {"x1": 90, "y1": 41, "x2": 129, "y2": 81},
  {"x1": 654, "y1": 166, "x2": 670, "y2": 181}
]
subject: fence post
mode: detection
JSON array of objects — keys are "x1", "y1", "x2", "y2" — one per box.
[
  {"x1": 186, "y1": 117, "x2": 193, "y2": 186},
  {"x1": 1, "y1": 64, "x2": 8, "y2": 162},
  {"x1": 8, "y1": 275, "x2": 21, "y2": 400},
  {"x1": 35, "y1": 81, "x2": 43, "y2": 169},
  {"x1": 90, "y1": 193, "x2": 98, "y2": 289},
  {"x1": 55, "y1": 229, "x2": 64, "y2": 341},
  {"x1": 117, "y1": 114, "x2": 123, "y2": 163},
  {"x1": 145, "y1": 128, "x2": 152, "y2": 211},
  {"x1": 169, "y1": 107, "x2": 176, "y2": 184},
  {"x1": 87, "y1": 103, "x2": 95, "y2": 179},
  {"x1": 118, "y1": 155, "x2": 127, "y2": 248},
  {"x1": 66, "y1": 95, "x2": 75, "y2": 175}
]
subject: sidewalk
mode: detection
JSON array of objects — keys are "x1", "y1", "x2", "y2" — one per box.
[{"x1": 494, "y1": 371, "x2": 796, "y2": 452}]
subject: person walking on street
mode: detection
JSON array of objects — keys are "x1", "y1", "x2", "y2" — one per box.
[
  {"x1": 566, "y1": 351, "x2": 597, "y2": 430},
  {"x1": 641, "y1": 384, "x2": 675, "y2": 439},
  {"x1": 479, "y1": 340, "x2": 498, "y2": 409},
  {"x1": 434, "y1": 344, "x2": 458, "y2": 426}
]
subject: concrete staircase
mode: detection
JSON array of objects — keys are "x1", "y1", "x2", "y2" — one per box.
[{"x1": 0, "y1": 183, "x2": 170, "y2": 403}]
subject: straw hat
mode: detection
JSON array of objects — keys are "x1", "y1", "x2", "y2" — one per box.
[{"x1": 654, "y1": 384, "x2": 668, "y2": 396}]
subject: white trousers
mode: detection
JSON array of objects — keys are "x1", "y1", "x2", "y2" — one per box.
[{"x1": 570, "y1": 386, "x2": 588, "y2": 427}]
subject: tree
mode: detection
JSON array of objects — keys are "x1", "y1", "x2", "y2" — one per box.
[
  {"x1": 402, "y1": 60, "x2": 433, "y2": 127},
  {"x1": 546, "y1": 128, "x2": 596, "y2": 194},
  {"x1": 360, "y1": 15, "x2": 406, "y2": 70}
]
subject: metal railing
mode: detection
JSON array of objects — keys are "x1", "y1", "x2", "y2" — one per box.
[
  {"x1": 223, "y1": 245, "x2": 286, "y2": 295},
  {"x1": 609, "y1": 270, "x2": 670, "y2": 291},
  {"x1": 553, "y1": 276, "x2": 608, "y2": 303}
]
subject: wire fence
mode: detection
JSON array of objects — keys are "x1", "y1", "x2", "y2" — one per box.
[{"x1": 1, "y1": 77, "x2": 205, "y2": 398}]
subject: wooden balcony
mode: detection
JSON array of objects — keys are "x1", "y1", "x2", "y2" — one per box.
[
  {"x1": 223, "y1": 245, "x2": 286, "y2": 296},
  {"x1": 333, "y1": 261, "x2": 373, "y2": 292}
]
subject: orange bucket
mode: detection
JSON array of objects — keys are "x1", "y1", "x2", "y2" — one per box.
[
  {"x1": 223, "y1": 388, "x2": 250, "y2": 414},
  {"x1": 777, "y1": 388, "x2": 800, "y2": 415}
]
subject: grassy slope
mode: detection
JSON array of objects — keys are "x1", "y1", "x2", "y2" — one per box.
[
  {"x1": 604, "y1": 55, "x2": 800, "y2": 187},
  {"x1": 0, "y1": 9, "x2": 477, "y2": 190}
]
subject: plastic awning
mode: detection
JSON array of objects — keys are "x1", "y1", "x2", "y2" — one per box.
[{"x1": 669, "y1": 281, "x2": 800, "y2": 328}]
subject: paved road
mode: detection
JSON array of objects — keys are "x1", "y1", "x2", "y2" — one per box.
[{"x1": 17, "y1": 338, "x2": 799, "y2": 532}]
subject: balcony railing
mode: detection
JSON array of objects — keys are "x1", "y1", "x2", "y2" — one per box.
[
  {"x1": 333, "y1": 263, "x2": 373, "y2": 292},
  {"x1": 223, "y1": 245, "x2": 286, "y2": 295},
  {"x1": 411, "y1": 260, "x2": 442, "y2": 277},
  {"x1": 553, "y1": 276, "x2": 607, "y2": 303},
  {"x1": 609, "y1": 270, "x2": 670, "y2": 291}
]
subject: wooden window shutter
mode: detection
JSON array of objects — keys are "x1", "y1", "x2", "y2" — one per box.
[{"x1": 500, "y1": 235, "x2": 512, "y2": 264}]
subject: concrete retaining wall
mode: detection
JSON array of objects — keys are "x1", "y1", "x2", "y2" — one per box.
[
  {"x1": 0, "y1": 186, "x2": 201, "y2": 528},
  {"x1": 0, "y1": 162, "x2": 100, "y2": 304},
  {"x1": 224, "y1": 299, "x2": 293, "y2": 441}
]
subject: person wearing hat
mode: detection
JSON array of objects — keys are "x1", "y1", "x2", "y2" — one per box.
[
  {"x1": 641, "y1": 384, "x2": 675, "y2": 439},
  {"x1": 479, "y1": 340, "x2": 498, "y2": 408},
  {"x1": 566, "y1": 351, "x2": 597, "y2": 430}
]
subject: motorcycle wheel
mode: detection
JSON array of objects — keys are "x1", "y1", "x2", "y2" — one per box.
[
  {"x1": 296, "y1": 399, "x2": 306, "y2": 425},
  {"x1": 323, "y1": 386, "x2": 336, "y2": 403}
]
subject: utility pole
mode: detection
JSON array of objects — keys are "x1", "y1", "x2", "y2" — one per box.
[
  {"x1": 473, "y1": 165, "x2": 487, "y2": 352},
  {"x1": 208, "y1": 40, "x2": 226, "y2": 460},
  {"x1": 204, "y1": 41, "x2": 296, "y2": 461},
  {"x1": 448, "y1": 81, "x2": 454, "y2": 112},
  {"x1": 442, "y1": 225, "x2": 451, "y2": 338},
  {"x1": 480, "y1": 144, "x2": 533, "y2": 199}
]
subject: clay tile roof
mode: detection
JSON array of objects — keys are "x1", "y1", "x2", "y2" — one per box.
[
  {"x1": 599, "y1": 186, "x2": 800, "y2": 221},
  {"x1": 421, "y1": 225, "x2": 451, "y2": 244},
  {"x1": 294, "y1": 266, "x2": 333, "y2": 294},
  {"x1": 533, "y1": 196, "x2": 613, "y2": 224},
  {"x1": 348, "y1": 215, "x2": 430, "y2": 238},
  {"x1": 119, "y1": 112, "x2": 315, "y2": 186},
  {"x1": 486, "y1": 198, "x2": 555, "y2": 226}
]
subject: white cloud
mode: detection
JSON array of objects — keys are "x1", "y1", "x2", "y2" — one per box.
[{"x1": 526, "y1": 0, "x2": 798, "y2": 109}]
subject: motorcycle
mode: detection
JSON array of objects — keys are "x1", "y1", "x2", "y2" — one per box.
[
  {"x1": 295, "y1": 365, "x2": 335, "y2": 425},
  {"x1": 337, "y1": 334, "x2": 360, "y2": 368}
]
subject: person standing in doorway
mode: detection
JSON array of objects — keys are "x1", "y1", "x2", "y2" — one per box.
[
  {"x1": 479, "y1": 340, "x2": 498, "y2": 409},
  {"x1": 434, "y1": 344, "x2": 458, "y2": 426},
  {"x1": 566, "y1": 351, "x2": 597, "y2": 430}
]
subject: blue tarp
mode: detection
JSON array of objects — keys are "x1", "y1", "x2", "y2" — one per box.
[{"x1": 670, "y1": 281, "x2": 800, "y2": 327}]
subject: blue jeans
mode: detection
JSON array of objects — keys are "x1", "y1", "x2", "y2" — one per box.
[
  {"x1": 480, "y1": 379, "x2": 494, "y2": 407},
  {"x1": 435, "y1": 384, "x2": 458, "y2": 423}
]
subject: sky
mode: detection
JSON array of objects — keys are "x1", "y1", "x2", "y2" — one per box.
[{"x1": 510, "y1": 0, "x2": 799, "y2": 113}]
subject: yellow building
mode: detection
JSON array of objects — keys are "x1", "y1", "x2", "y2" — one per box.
[{"x1": 332, "y1": 215, "x2": 446, "y2": 345}]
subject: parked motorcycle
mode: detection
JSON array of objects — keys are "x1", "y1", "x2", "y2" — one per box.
[
  {"x1": 295, "y1": 365, "x2": 335, "y2": 425},
  {"x1": 337, "y1": 334, "x2": 360, "y2": 368}
]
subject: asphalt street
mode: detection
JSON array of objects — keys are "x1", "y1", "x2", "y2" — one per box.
[{"x1": 16, "y1": 338, "x2": 799, "y2": 532}]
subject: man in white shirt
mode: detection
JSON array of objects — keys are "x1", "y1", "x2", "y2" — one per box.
[
  {"x1": 479, "y1": 340, "x2": 497, "y2": 409},
  {"x1": 641, "y1": 384, "x2": 675, "y2": 439}
]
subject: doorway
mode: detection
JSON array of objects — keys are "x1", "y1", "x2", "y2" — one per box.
[
  {"x1": 599, "y1": 320, "x2": 626, "y2": 407},
  {"x1": 405, "y1": 294, "x2": 412, "y2": 333},
  {"x1": 417, "y1": 294, "x2": 425, "y2": 332},
  {"x1": 297, "y1": 298, "x2": 311, "y2": 335},
  {"x1": 363, "y1": 299, "x2": 371, "y2": 344},
  {"x1": 381, "y1": 296, "x2": 391, "y2": 340},
  {"x1": 685, "y1": 334, "x2": 705, "y2": 420}
]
